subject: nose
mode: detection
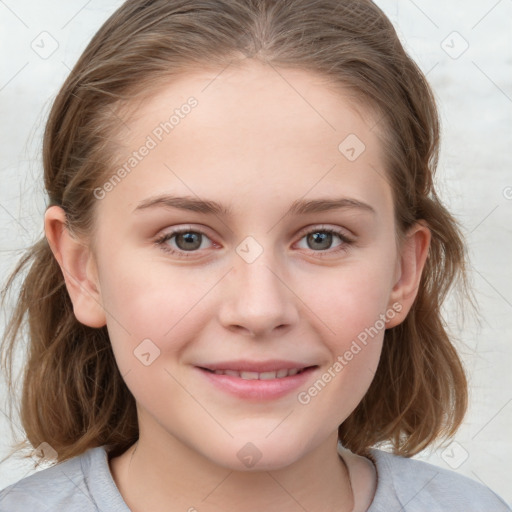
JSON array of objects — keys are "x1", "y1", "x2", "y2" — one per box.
[{"x1": 217, "y1": 252, "x2": 300, "y2": 339}]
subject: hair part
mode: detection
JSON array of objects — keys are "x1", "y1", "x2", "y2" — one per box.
[{"x1": 1, "y1": 0, "x2": 470, "y2": 464}]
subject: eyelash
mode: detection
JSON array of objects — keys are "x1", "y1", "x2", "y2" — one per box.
[{"x1": 154, "y1": 225, "x2": 354, "y2": 259}]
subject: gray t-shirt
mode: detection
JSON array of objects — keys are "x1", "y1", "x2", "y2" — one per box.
[{"x1": 0, "y1": 445, "x2": 510, "y2": 511}]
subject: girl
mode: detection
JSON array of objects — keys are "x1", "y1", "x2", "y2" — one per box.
[{"x1": 1, "y1": 0, "x2": 510, "y2": 510}]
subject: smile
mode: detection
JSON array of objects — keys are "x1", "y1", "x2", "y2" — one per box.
[
  {"x1": 202, "y1": 367, "x2": 308, "y2": 380},
  {"x1": 196, "y1": 362, "x2": 318, "y2": 400}
]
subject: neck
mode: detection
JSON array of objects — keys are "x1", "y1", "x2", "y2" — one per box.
[{"x1": 109, "y1": 420, "x2": 354, "y2": 512}]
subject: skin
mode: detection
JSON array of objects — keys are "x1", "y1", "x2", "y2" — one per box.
[{"x1": 45, "y1": 59, "x2": 430, "y2": 512}]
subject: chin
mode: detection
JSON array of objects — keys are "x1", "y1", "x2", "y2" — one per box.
[{"x1": 200, "y1": 433, "x2": 312, "y2": 472}]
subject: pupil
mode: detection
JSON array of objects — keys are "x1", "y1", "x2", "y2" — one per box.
[
  {"x1": 179, "y1": 232, "x2": 200, "y2": 250},
  {"x1": 309, "y1": 232, "x2": 331, "y2": 250}
]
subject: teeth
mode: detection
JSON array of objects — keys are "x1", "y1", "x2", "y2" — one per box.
[
  {"x1": 208, "y1": 368, "x2": 305, "y2": 379},
  {"x1": 240, "y1": 371, "x2": 259, "y2": 380}
]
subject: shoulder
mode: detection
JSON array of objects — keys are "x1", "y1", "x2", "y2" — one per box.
[
  {"x1": 367, "y1": 448, "x2": 511, "y2": 512},
  {"x1": 0, "y1": 446, "x2": 129, "y2": 512}
]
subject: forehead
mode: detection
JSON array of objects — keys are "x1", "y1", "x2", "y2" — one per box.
[
  {"x1": 103, "y1": 59, "x2": 392, "y2": 218},
  {"x1": 121, "y1": 59, "x2": 380, "y2": 151}
]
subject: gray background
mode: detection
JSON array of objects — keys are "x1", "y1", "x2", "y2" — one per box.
[{"x1": 1, "y1": 0, "x2": 511, "y2": 505}]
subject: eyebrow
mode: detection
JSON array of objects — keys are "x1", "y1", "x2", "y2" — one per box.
[{"x1": 133, "y1": 194, "x2": 376, "y2": 216}]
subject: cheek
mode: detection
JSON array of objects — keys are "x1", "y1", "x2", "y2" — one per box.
[
  {"x1": 302, "y1": 255, "x2": 397, "y2": 345},
  {"x1": 294, "y1": 261, "x2": 392, "y2": 427},
  {"x1": 98, "y1": 254, "x2": 216, "y2": 369},
  {"x1": 98, "y1": 265, "x2": 203, "y2": 407}
]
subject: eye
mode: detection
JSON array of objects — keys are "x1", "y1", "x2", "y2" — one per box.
[
  {"x1": 295, "y1": 226, "x2": 354, "y2": 257},
  {"x1": 154, "y1": 225, "x2": 354, "y2": 259},
  {"x1": 154, "y1": 227, "x2": 214, "y2": 258}
]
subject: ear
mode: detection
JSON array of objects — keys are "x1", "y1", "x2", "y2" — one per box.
[
  {"x1": 44, "y1": 205, "x2": 106, "y2": 328},
  {"x1": 386, "y1": 221, "x2": 431, "y2": 328}
]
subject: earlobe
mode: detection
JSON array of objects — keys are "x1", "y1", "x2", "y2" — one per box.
[
  {"x1": 386, "y1": 222, "x2": 431, "y2": 328},
  {"x1": 44, "y1": 205, "x2": 107, "y2": 328}
]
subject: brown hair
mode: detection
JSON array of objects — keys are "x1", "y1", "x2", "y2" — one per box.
[{"x1": 1, "y1": 0, "x2": 470, "y2": 464}]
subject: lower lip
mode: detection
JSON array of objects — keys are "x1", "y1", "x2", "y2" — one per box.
[{"x1": 196, "y1": 367, "x2": 317, "y2": 400}]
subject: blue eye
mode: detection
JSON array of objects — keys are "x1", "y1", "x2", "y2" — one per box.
[{"x1": 154, "y1": 225, "x2": 354, "y2": 259}]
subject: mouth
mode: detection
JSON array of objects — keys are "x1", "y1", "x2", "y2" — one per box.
[
  {"x1": 195, "y1": 361, "x2": 318, "y2": 400},
  {"x1": 199, "y1": 367, "x2": 312, "y2": 380}
]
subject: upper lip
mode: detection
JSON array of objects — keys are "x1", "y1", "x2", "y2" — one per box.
[{"x1": 197, "y1": 360, "x2": 317, "y2": 372}]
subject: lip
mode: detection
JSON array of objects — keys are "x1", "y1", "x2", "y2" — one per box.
[
  {"x1": 195, "y1": 360, "x2": 318, "y2": 400},
  {"x1": 199, "y1": 359, "x2": 314, "y2": 373}
]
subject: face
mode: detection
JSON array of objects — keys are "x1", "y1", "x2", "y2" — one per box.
[{"x1": 82, "y1": 60, "x2": 408, "y2": 470}]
